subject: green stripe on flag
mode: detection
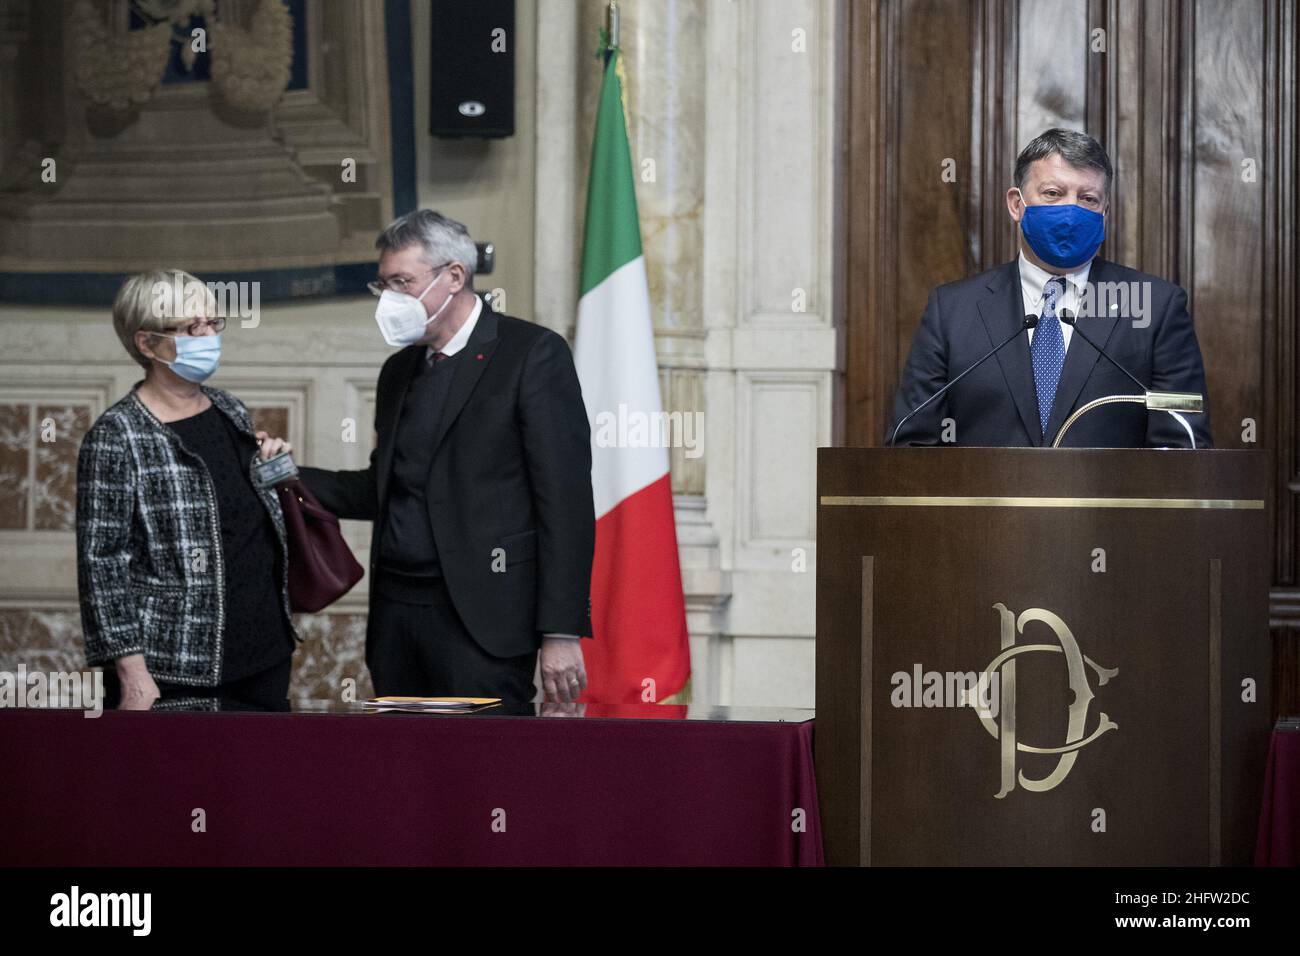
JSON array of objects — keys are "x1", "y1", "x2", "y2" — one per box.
[{"x1": 579, "y1": 52, "x2": 643, "y2": 298}]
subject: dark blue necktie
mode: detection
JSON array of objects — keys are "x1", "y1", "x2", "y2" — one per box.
[{"x1": 1031, "y1": 277, "x2": 1066, "y2": 438}]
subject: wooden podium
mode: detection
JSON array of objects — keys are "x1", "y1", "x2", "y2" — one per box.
[{"x1": 815, "y1": 448, "x2": 1271, "y2": 866}]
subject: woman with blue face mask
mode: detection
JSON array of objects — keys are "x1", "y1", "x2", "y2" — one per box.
[{"x1": 75, "y1": 269, "x2": 299, "y2": 711}]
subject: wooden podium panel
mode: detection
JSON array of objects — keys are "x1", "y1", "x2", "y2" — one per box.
[{"x1": 815, "y1": 449, "x2": 1271, "y2": 866}]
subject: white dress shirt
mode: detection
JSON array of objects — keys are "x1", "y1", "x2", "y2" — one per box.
[
  {"x1": 424, "y1": 294, "x2": 482, "y2": 363},
  {"x1": 1018, "y1": 251, "x2": 1092, "y2": 350}
]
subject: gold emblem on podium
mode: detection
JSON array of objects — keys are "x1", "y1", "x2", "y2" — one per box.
[{"x1": 977, "y1": 604, "x2": 1118, "y2": 799}]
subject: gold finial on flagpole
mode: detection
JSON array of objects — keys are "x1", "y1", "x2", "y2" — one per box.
[{"x1": 607, "y1": 1, "x2": 620, "y2": 51}]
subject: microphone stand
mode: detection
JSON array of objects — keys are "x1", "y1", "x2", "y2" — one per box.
[
  {"x1": 888, "y1": 315, "x2": 1038, "y2": 448},
  {"x1": 1055, "y1": 309, "x2": 1203, "y2": 449}
]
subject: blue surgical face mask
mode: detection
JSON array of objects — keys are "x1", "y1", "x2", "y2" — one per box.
[
  {"x1": 1016, "y1": 188, "x2": 1106, "y2": 269},
  {"x1": 153, "y1": 333, "x2": 221, "y2": 383}
]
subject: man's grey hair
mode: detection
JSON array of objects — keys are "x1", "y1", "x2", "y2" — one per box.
[
  {"x1": 375, "y1": 209, "x2": 477, "y2": 281},
  {"x1": 1014, "y1": 128, "x2": 1113, "y2": 199}
]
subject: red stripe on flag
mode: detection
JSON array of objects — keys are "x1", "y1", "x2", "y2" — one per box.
[{"x1": 581, "y1": 473, "x2": 691, "y2": 703}]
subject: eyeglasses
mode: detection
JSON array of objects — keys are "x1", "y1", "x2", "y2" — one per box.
[
  {"x1": 151, "y1": 316, "x2": 226, "y2": 337},
  {"x1": 367, "y1": 263, "x2": 450, "y2": 297}
]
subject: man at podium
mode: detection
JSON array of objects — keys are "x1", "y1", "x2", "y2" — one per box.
[{"x1": 887, "y1": 128, "x2": 1213, "y2": 449}]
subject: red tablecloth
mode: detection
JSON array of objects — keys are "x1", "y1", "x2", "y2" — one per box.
[
  {"x1": 1255, "y1": 720, "x2": 1300, "y2": 866},
  {"x1": 0, "y1": 707, "x2": 823, "y2": 866}
]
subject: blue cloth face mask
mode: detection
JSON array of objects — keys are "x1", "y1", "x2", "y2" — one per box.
[
  {"x1": 154, "y1": 333, "x2": 222, "y2": 383},
  {"x1": 1016, "y1": 188, "x2": 1106, "y2": 269}
]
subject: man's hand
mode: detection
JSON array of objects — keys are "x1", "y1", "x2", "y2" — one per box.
[
  {"x1": 540, "y1": 701, "x2": 585, "y2": 718},
  {"x1": 540, "y1": 636, "x2": 587, "y2": 703},
  {"x1": 115, "y1": 653, "x2": 160, "y2": 711},
  {"x1": 254, "y1": 430, "x2": 292, "y2": 462}
]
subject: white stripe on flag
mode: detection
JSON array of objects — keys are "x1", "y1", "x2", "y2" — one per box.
[{"x1": 574, "y1": 255, "x2": 670, "y2": 520}]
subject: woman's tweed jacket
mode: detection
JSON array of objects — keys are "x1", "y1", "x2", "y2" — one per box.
[{"x1": 75, "y1": 384, "x2": 296, "y2": 686}]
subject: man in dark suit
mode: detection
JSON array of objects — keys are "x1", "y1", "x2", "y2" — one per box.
[
  {"x1": 300, "y1": 210, "x2": 595, "y2": 702},
  {"x1": 888, "y1": 128, "x2": 1212, "y2": 449}
]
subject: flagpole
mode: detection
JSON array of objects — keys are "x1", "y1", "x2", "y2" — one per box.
[{"x1": 605, "y1": 1, "x2": 620, "y2": 61}]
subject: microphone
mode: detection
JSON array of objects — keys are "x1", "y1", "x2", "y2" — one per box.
[
  {"x1": 888, "y1": 314, "x2": 1038, "y2": 447},
  {"x1": 1055, "y1": 308, "x2": 1204, "y2": 448},
  {"x1": 1057, "y1": 310, "x2": 1147, "y2": 392}
]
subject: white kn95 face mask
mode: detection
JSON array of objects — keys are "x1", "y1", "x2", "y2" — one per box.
[{"x1": 374, "y1": 271, "x2": 453, "y2": 347}]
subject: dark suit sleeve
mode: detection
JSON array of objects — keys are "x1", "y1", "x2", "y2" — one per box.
[
  {"x1": 298, "y1": 450, "x2": 379, "y2": 521},
  {"x1": 295, "y1": 355, "x2": 404, "y2": 520},
  {"x1": 518, "y1": 330, "x2": 595, "y2": 636},
  {"x1": 1147, "y1": 285, "x2": 1214, "y2": 449},
  {"x1": 885, "y1": 289, "x2": 950, "y2": 446},
  {"x1": 297, "y1": 379, "x2": 382, "y2": 520}
]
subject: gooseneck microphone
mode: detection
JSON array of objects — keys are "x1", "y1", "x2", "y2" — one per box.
[
  {"x1": 1054, "y1": 308, "x2": 1203, "y2": 449},
  {"x1": 1056, "y1": 309, "x2": 1147, "y2": 391},
  {"x1": 888, "y1": 314, "x2": 1038, "y2": 447}
]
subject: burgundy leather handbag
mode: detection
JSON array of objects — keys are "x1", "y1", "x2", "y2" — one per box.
[{"x1": 275, "y1": 478, "x2": 364, "y2": 613}]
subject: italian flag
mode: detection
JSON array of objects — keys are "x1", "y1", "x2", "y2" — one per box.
[{"x1": 573, "y1": 45, "x2": 691, "y2": 704}]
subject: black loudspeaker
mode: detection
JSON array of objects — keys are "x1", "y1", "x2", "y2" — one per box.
[{"x1": 429, "y1": 0, "x2": 515, "y2": 138}]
